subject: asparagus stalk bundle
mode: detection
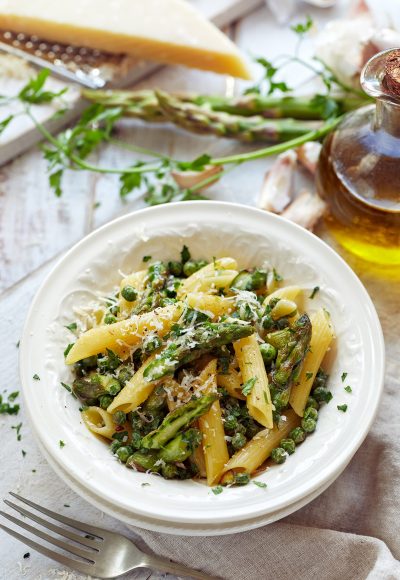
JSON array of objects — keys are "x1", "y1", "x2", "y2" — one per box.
[
  {"x1": 81, "y1": 88, "x2": 369, "y2": 144},
  {"x1": 82, "y1": 88, "x2": 366, "y2": 121}
]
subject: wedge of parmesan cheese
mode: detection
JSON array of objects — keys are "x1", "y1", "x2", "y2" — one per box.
[{"x1": 0, "y1": 0, "x2": 251, "y2": 79}]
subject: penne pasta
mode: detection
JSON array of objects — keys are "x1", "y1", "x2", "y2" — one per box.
[
  {"x1": 197, "y1": 359, "x2": 230, "y2": 486},
  {"x1": 81, "y1": 406, "x2": 116, "y2": 440},
  {"x1": 221, "y1": 409, "x2": 300, "y2": 477},
  {"x1": 289, "y1": 308, "x2": 335, "y2": 417},
  {"x1": 65, "y1": 302, "x2": 183, "y2": 364},
  {"x1": 178, "y1": 257, "x2": 238, "y2": 296},
  {"x1": 107, "y1": 352, "x2": 160, "y2": 414},
  {"x1": 186, "y1": 293, "x2": 234, "y2": 317},
  {"x1": 263, "y1": 285, "x2": 302, "y2": 307},
  {"x1": 217, "y1": 365, "x2": 245, "y2": 400},
  {"x1": 234, "y1": 334, "x2": 274, "y2": 429}
]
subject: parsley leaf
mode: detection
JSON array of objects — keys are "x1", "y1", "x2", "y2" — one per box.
[
  {"x1": 65, "y1": 322, "x2": 77, "y2": 332},
  {"x1": 344, "y1": 386, "x2": 352, "y2": 393},
  {"x1": 49, "y1": 169, "x2": 63, "y2": 198},
  {"x1": 253, "y1": 481, "x2": 267, "y2": 489},
  {"x1": 341, "y1": 372, "x2": 348, "y2": 382},
  {"x1": 242, "y1": 377, "x2": 257, "y2": 396},
  {"x1": 61, "y1": 382, "x2": 72, "y2": 392},
  {"x1": 33, "y1": 374, "x2": 40, "y2": 381},
  {"x1": 0, "y1": 115, "x2": 13, "y2": 136},
  {"x1": 18, "y1": 69, "x2": 67, "y2": 104},
  {"x1": 0, "y1": 393, "x2": 20, "y2": 415},
  {"x1": 142, "y1": 255, "x2": 152, "y2": 262},
  {"x1": 181, "y1": 245, "x2": 191, "y2": 264},
  {"x1": 306, "y1": 372, "x2": 313, "y2": 380},
  {"x1": 63, "y1": 343, "x2": 74, "y2": 358},
  {"x1": 212, "y1": 486, "x2": 224, "y2": 495},
  {"x1": 59, "y1": 440, "x2": 65, "y2": 448},
  {"x1": 291, "y1": 15, "x2": 313, "y2": 36},
  {"x1": 337, "y1": 404, "x2": 348, "y2": 412},
  {"x1": 309, "y1": 286, "x2": 320, "y2": 299}
]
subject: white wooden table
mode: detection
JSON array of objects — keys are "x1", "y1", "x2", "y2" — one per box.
[{"x1": 1, "y1": 2, "x2": 399, "y2": 578}]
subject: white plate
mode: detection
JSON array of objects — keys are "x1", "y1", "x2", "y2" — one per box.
[
  {"x1": 20, "y1": 201, "x2": 384, "y2": 530},
  {"x1": 33, "y1": 418, "x2": 349, "y2": 535}
]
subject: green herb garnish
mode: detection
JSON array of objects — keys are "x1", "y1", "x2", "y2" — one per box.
[
  {"x1": 337, "y1": 404, "x2": 348, "y2": 412},
  {"x1": 242, "y1": 377, "x2": 257, "y2": 396},
  {"x1": 344, "y1": 386, "x2": 352, "y2": 393},
  {"x1": 253, "y1": 481, "x2": 267, "y2": 489},
  {"x1": 309, "y1": 286, "x2": 320, "y2": 299},
  {"x1": 212, "y1": 486, "x2": 224, "y2": 495}
]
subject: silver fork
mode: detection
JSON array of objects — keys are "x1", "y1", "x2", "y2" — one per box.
[{"x1": 0, "y1": 492, "x2": 217, "y2": 579}]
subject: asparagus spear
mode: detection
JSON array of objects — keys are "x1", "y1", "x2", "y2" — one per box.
[
  {"x1": 82, "y1": 89, "x2": 367, "y2": 121},
  {"x1": 155, "y1": 91, "x2": 322, "y2": 144},
  {"x1": 72, "y1": 373, "x2": 121, "y2": 404},
  {"x1": 271, "y1": 314, "x2": 312, "y2": 388},
  {"x1": 159, "y1": 428, "x2": 202, "y2": 462},
  {"x1": 141, "y1": 394, "x2": 217, "y2": 449},
  {"x1": 143, "y1": 320, "x2": 254, "y2": 382}
]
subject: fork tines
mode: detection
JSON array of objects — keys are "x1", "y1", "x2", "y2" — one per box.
[{"x1": 0, "y1": 492, "x2": 103, "y2": 575}]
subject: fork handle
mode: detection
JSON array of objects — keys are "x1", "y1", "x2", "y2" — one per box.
[{"x1": 141, "y1": 553, "x2": 220, "y2": 580}]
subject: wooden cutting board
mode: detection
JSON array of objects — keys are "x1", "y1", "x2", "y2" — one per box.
[{"x1": 0, "y1": 0, "x2": 263, "y2": 166}]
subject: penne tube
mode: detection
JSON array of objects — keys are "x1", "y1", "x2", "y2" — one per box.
[
  {"x1": 197, "y1": 359, "x2": 230, "y2": 486},
  {"x1": 221, "y1": 409, "x2": 300, "y2": 477},
  {"x1": 234, "y1": 334, "x2": 274, "y2": 429},
  {"x1": 65, "y1": 302, "x2": 183, "y2": 364},
  {"x1": 217, "y1": 365, "x2": 245, "y2": 400},
  {"x1": 163, "y1": 377, "x2": 187, "y2": 412},
  {"x1": 178, "y1": 257, "x2": 238, "y2": 296},
  {"x1": 271, "y1": 299, "x2": 298, "y2": 320},
  {"x1": 263, "y1": 285, "x2": 302, "y2": 307},
  {"x1": 290, "y1": 308, "x2": 334, "y2": 417},
  {"x1": 81, "y1": 406, "x2": 116, "y2": 440},
  {"x1": 107, "y1": 352, "x2": 160, "y2": 414},
  {"x1": 186, "y1": 293, "x2": 234, "y2": 317}
]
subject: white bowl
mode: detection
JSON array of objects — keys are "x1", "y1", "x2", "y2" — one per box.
[{"x1": 20, "y1": 201, "x2": 384, "y2": 534}]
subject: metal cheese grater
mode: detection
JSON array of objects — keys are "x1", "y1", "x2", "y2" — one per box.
[{"x1": 0, "y1": 0, "x2": 264, "y2": 165}]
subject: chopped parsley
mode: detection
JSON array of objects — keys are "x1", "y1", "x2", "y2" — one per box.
[
  {"x1": 63, "y1": 343, "x2": 74, "y2": 358},
  {"x1": 306, "y1": 372, "x2": 313, "y2": 380},
  {"x1": 65, "y1": 322, "x2": 77, "y2": 332},
  {"x1": 33, "y1": 374, "x2": 40, "y2": 381},
  {"x1": 273, "y1": 268, "x2": 283, "y2": 282},
  {"x1": 12, "y1": 423, "x2": 22, "y2": 441},
  {"x1": 337, "y1": 404, "x2": 348, "y2": 413},
  {"x1": 181, "y1": 245, "x2": 191, "y2": 263},
  {"x1": 63, "y1": 504, "x2": 70, "y2": 508},
  {"x1": 253, "y1": 481, "x2": 267, "y2": 489},
  {"x1": 0, "y1": 393, "x2": 20, "y2": 415},
  {"x1": 23, "y1": 553, "x2": 30, "y2": 559},
  {"x1": 344, "y1": 386, "x2": 352, "y2": 393},
  {"x1": 16, "y1": 341, "x2": 20, "y2": 348},
  {"x1": 291, "y1": 15, "x2": 313, "y2": 36},
  {"x1": 212, "y1": 486, "x2": 223, "y2": 495},
  {"x1": 341, "y1": 372, "x2": 348, "y2": 382},
  {"x1": 60, "y1": 382, "x2": 72, "y2": 392},
  {"x1": 32, "y1": 469, "x2": 36, "y2": 473},
  {"x1": 93, "y1": 201, "x2": 101, "y2": 209},
  {"x1": 59, "y1": 440, "x2": 65, "y2": 448},
  {"x1": 141, "y1": 482, "x2": 151, "y2": 487},
  {"x1": 142, "y1": 255, "x2": 152, "y2": 262},
  {"x1": 309, "y1": 286, "x2": 320, "y2": 299},
  {"x1": 21, "y1": 450, "x2": 26, "y2": 457},
  {"x1": 242, "y1": 377, "x2": 257, "y2": 396}
]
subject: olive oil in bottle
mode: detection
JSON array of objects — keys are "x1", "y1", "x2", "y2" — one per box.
[{"x1": 316, "y1": 49, "x2": 400, "y2": 265}]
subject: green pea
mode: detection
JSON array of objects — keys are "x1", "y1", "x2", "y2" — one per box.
[
  {"x1": 104, "y1": 314, "x2": 117, "y2": 325},
  {"x1": 231, "y1": 432, "x2": 247, "y2": 450},
  {"x1": 313, "y1": 387, "x2": 333, "y2": 403},
  {"x1": 234, "y1": 472, "x2": 250, "y2": 486},
  {"x1": 168, "y1": 261, "x2": 183, "y2": 277},
  {"x1": 288, "y1": 427, "x2": 306, "y2": 444},
  {"x1": 245, "y1": 420, "x2": 260, "y2": 439},
  {"x1": 110, "y1": 440, "x2": 122, "y2": 454},
  {"x1": 280, "y1": 438, "x2": 296, "y2": 455},
  {"x1": 99, "y1": 394, "x2": 113, "y2": 410},
  {"x1": 116, "y1": 445, "x2": 134, "y2": 463},
  {"x1": 224, "y1": 414, "x2": 238, "y2": 432},
  {"x1": 113, "y1": 410, "x2": 126, "y2": 426},
  {"x1": 301, "y1": 417, "x2": 317, "y2": 433},
  {"x1": 261, "y1": 314, "x2": 274, "y2": 330},
  {"x1": 131, "y1": 431, "x2": 142, "y2": 450},
  {"x1": 121, "y1": 285, "x2": 138, "y2": 302},
  {"x1": 304, "y1": 407, "x2": 318, "y2": 421},
  {"x1": 306, "y1": 396, "x2": 319, "y2": 410},
  {"x1": 271, "y1": 447, "x2": 287, "y2": 464},
  {"x1": 183, "y1": 259, "x2": 208, "y2": 277},
  {"x1": 259, "y1": 343, "x2": 277, "y2": 365}
]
